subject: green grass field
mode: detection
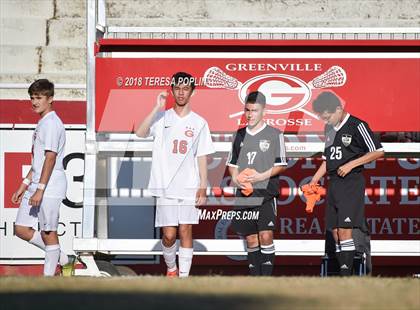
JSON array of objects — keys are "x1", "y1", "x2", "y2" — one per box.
[{"x1": 1, "y1": 276, "x2": 419, "y2": 310}]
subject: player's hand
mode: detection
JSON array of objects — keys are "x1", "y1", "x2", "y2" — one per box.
[
  {"x1": 246, "y1": 172, "x2": 264, "y2": 183},
  {"x1": 156, "y1": 91, "x2": 168, "y2": 109},
  {"x1": 195, "y1": 188, "x2": 207, "y2": 207},
  {"x1": 231, "y1": 176, "x2": 246, "y2": 189},
  {"x1": 11, "y1": 188, "x2": 25, "y2": 204},
  {"x1": 337, "y1": 163, "x2": 353, "y2": 177},
  {"x1": 29, "y1": 190, "x2": 44, "y2": 207}
]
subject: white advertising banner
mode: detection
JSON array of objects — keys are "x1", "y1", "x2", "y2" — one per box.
[{"x1": 0, "y1": 129, "x2": 85, "y2": 264}]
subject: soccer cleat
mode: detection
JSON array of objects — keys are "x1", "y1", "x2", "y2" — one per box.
[
  {"x1": 61, "y1": 255, "x2": 77, "y2": 277},
  {"x1": 166, "y1": 268, "x2": 178, "y2": 278}
]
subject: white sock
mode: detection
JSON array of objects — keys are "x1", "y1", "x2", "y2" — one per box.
[
  {"x1": 29, "y1": 231, "x2": 68, "y2": 266},
  {"x1": 178, "y1": 247, "x2": 193, "y2": 278},
  {"x1": 59, "y1": 251, "x2": 69, "y2": 266},
  {"x1": 44, "y1": 244, "x2": 60, "y2": 276},
  {"x1": 340, "y1": 238, "x2": 356, "y2": 251},
  {"x1": 335, "y1": 243, "x2": 341, "y2": 253},
  {"x1": 162, "y1": 241, "x2": 177, "y2": 272},
  {"x1": 29, "y1": 230, "x2": 46, "y2": 250}
]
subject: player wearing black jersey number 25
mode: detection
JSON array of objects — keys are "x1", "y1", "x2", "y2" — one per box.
[{"x1": 309, "y1": 91, "x2": 384, "y2": 276}]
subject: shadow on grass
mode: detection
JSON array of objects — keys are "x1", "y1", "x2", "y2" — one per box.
[{"x1": 2, "y1": 291, "x2": 320, "y2": 310}]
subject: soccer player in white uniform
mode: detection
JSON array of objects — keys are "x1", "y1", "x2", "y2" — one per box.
[
  {"x1": 11, "y1": 79, "x2": 74, "y2": 276},
  {"x1": 136, "y1": 72, "x2": 215, "y2": 277}
]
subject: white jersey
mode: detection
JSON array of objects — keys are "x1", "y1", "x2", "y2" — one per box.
[
  {"x1": 27, "y1": 111, "x2": 67, "y2": 198},
  {"x1": 148, "y1": 108, "x2": 215, "y2": 199}
]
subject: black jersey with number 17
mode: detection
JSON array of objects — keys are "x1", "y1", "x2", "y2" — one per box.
[
  {"x1": 227, "y1": 123, "x2": 287, "y2": 199},
  {"x1": 323, "y1": 114, "x2": 383, "y2": 175}
]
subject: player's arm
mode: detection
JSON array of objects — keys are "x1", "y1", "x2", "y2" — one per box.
[
  {"x1": 310, "y1": 126, "x2": 328, "y2": 184},
  {"x1": 135, "y1": 91, "x2": 167, "y2": 138},
  {"x1": 29, "y1": 151, "x2": 57, "y2": 207},
  {"x1": 310, "y1": 161, "x2": 327, "y2": 185},
  {"x1": 196, "y1": 155, "x2": 208, "y2": 206},
  {"x1": 246, "y1": 166, "x2": 287, "y2": 183},
  {"x1": 337, "y1": 150, "x2": 384, "y2": 177},
  {"x1": 11, "y1": 169, "x2": 33, "y2": 204}
]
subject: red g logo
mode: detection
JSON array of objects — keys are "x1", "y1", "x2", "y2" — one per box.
[
  {"x1": 239, "y1": 74, "x2": 311, "y2": 114},
  {"x1": 203, "y1": 66, "x2": 346, "y2": 120}
]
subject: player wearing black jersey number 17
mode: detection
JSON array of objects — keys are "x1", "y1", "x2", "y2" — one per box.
[
  {"x1": 227, "y1": 91, "x2": 287, "y2": 276},
  {"x1": 309, "y1": 91, "x2": 384, "y2": 276}
]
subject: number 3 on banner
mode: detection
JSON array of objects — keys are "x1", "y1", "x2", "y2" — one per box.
[{"x1": 172, "y1": 139, "x2": 188, "y2": 154}]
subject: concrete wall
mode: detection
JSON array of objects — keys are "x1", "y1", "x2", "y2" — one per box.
[
  {"x1": 106, "y1": 0, "x2": 420, "y2": 27},
  {"x1": 0, "y1": 0, "x2": 86, "y2": 99},
  {"x1": 1, "y1": 0, "x2": 419, "y2": 99}
]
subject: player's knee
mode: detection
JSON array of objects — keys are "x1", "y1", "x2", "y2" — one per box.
[
  {"x1": 178, "y1": 225, "x2": 192, "y2": 238},
  {"x1": 329, "y1": 229, "x2": 339, "y2": 243},
  {"x1": 338, "y1": 228, "x2": 352, "y2": 241},
  {"x1": 258, "y1": 231, "x2": 273, "y2": 245},
  {"x1": 246, "y1": 234, "x2": 259, "y2": 247},
  {"x1": 41, "y1": 230, "x2": 58, "y2": 242},
  {"x1": 41, "y1": 230, "x2": 51, "y2": 236},
  {"x1": 162, "y1": 232, "x2": 176, "y2": 245},
  {"x1": 14, "y1": 225, "x2": 31, "y2": 241}
]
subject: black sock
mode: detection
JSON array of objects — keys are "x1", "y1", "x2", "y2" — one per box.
[
  {"x1": 260, "y1": 243, "x2": 275, "y2": 276},
  {"x1": 340, "y1": 239, "x2": 356, "y2": 276},
  {"x1": 247, "y1": 246, "x2": 261, "y2": 276}
]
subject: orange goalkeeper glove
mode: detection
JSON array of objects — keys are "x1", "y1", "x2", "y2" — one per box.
[
  {"x1": 237, "y1": 168, "x2": 257, "y2": 196},
  {"x1": 301, "y1": 183, "x2": 326, "y2": 213}
]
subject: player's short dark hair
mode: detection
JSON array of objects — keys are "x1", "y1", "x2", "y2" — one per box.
[
  {"x1": 28, "y1": 79, "x2": 54, "y2": 97},
  {"x1": 312, "y1": 91, "x2": 342, "y2": 114},
  {"x1": 171, "y1": 72, "x2": 196, "y2": 90},
  {"x1": 245, "y1": 91, "x2": 266, "y2": 106}
]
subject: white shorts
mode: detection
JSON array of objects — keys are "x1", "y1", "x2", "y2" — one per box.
[
  {"x1": 155, "y1": 197, "x2": 199, "y2": 227},
  {"x1": 15, "y1": 192, "x2": 62, "y2": 231}
]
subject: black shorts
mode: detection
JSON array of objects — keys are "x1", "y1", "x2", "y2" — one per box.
[
  {"x1": 326, "y1": 172, "x2": 365, "y2": 230},
  {"x1": 231, "y1": 198, "x2": 277, "y2": 236}
]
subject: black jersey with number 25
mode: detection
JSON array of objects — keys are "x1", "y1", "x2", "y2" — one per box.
[{"x1": 323, "y1": 114, "x2": 383, "y2": 175}]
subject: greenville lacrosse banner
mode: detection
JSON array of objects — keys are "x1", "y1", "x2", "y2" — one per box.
[
  {"x1": 95, "y1": 53, "x2": 420, "y2": 133},
  {"x1": 1, "y1": 100, "x2": 418, "y2": 269}
]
